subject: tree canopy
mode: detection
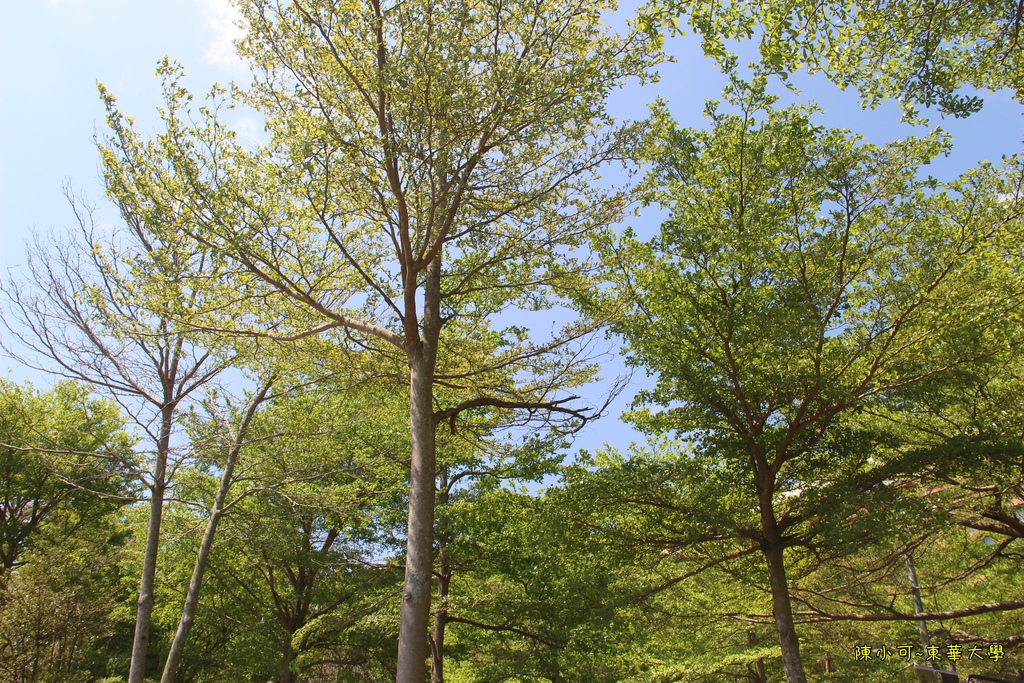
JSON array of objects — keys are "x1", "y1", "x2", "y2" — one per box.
[{"x1": 645, "y1": 0, "x2": 1024, "y2": 119}]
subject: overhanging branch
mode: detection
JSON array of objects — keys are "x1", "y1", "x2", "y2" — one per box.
[
  {"x1": 742, "y1": 598, "x2": 1024, "y2": 625},
  {"x1": 433, "y1": 395, "x2": 588, "y2": 433},
  {"x1": 445, "y1": 615, "x2": 564, "y2": 650}
]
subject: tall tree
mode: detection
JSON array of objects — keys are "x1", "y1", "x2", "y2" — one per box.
[
  {"x1": 606, "y1": 78, "x2": 1024, "y2": 682},
  {"x1": 98, "y1": 3, "x2": 657, "y2": 679},
  {"x1": 0, "y1": 383, "x2": 133, "y2": 682},
  {"x1": 0, "y1": 503, "x2": 132, "y2": 683},
  {"x1": 1, "y1": 186, "x2": 230, "y2": 683}
]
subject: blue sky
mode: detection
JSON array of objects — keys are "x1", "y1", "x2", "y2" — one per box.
[
  {"x1": 2, "y1": 0, "x2": 1022, "y2": 455},
  {"x1": 1, "y1": 0, "x2": 249, "y2": 266}
]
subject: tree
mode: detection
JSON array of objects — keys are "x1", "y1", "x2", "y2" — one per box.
[
  {"x1": 152, "y1": 368, "x2": 411, "y2": 683},
  {"x1": 0, "y1": 380, "x2": 132, "y2": 582},
  {"x1": 606, "y1": 78, "x2": 1024, "y2": 682},
  {"x1": 98, "y1": 2, "x2": 657, "y2": 679},
  {"x1": 0, "y1": 380, "x2": 134, "y2": 682},
  {"x1": 0, "y1": 511, "x2": 131, "y2": 683},
  {"x1": 1, "y1": 186, "x2": 231, "y2": 683},
  {"x1": 884, "y1": 349, "x2": 1024, "y2": 548},
  {"x1": 159, "y1": 373, "x2": 275, "y2": 683},
  {"x1": 426, "y1": 428, "x2": 584, "y2": 683},
  {"x1": 430, "y1": 483, "x2": 639, "y2": 683},
  {"x1": 644, "y1": 0, "x2": 1024, "y2": 119}
]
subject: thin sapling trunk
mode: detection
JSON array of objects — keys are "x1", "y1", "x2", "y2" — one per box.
[{"x1": 160, "y1": 380, "x2": 273, "y2": 683}]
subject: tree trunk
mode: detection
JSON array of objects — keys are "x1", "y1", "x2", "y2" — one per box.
[
  {"x1": 160, "y1": 381, "x2": 270, "y2": 683},
  {"x1": 159, "y1": 479, "x2": 224, "y2": 683},
  {"x1": 431, "y1": 469, "x2": 451, "y2": 683},
  {"x1": 278, "y1": 642, "x2": 297, "y2": 683},
  {"x1": 764, "y1": 542, "x2": 806, "y2": 683},
  {"x1": 128, "y1": 404, "x2": 173, "y2": 683},
  {"x1": 396, "y1": 258, "x2": 442, "y2": 683},
  {"x1": 127, "y1": 481, "x2": 166, "y2": 683},
  {"x1": 905, "y1": 551, "x2": 931, "y2": 652},
  {"x1": 430, "y1": 552, "x2": 450, "y2": 683},
  {"x1": 748, "y1": 630, "x2": 767, "y2": 683},
  {"x1": 757, "y1": 473, "x2": 806, "y2": 683}
]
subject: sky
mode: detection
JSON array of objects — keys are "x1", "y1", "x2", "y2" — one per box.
[{"x1": 2, "y1": 0, "x2": 1023, "y2": 456}]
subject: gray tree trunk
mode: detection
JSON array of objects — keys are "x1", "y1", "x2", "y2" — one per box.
[
  {"x1": 757, "y1": 473, "x2": 806, "y2": 683},
  {"x1": 748, "y1": 630, "x2": 767, "y2": 683},
  {"x1": 396, "y1": 258, "x2": 442, "y2": 683},
  {"x1": 764, "y1": 542, "x2": 807, "y2": 683},
  {"x1": 160, "y1": 381, "x2": 271, "y2": 683},
  {"x1": 906, "y1": 552, "x2": 931, "y2": 653},
  {"x1": 430, "y1": 552, "x2": 451, "y2": 683},
  {"x1": 158, "y1": 465, "x2": 229, "y2": 683},
  {"x1": 128, "y1": 404, "x2": 174, "y2": 683}
]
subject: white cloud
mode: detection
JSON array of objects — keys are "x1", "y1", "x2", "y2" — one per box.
[
  {"x1": 229, "y1": 115, "x2": 267, "y2": 146},
  {"x1": 199, "y1": 0, "x2": 247, "y2": 68}
]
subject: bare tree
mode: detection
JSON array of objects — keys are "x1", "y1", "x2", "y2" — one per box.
[{"x1": 1, "y1": 190, "x2": 229, "y2": 683}]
